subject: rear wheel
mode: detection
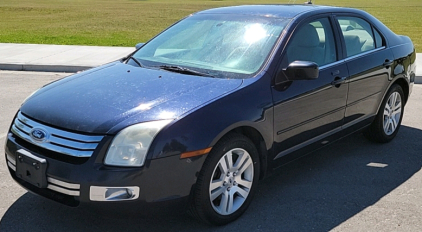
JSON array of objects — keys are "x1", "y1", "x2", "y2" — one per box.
[
  {"x1": 364, "y1": 84, "x2": 404, "y2": 143},
  {"x1": 188, "y1": 133, "x2": 260, "y2": 225}
]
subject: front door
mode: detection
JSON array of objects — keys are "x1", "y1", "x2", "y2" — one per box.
[{"x1": 271, "y1": 16, "x2": 349, "y2": 160}]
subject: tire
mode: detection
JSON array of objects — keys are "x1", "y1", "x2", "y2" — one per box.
[
  {"x1": 364, "y1": 84, "x2": 404, "y2": 143},
  {"x1": 188, "y1": 133, "x2": 260, "y2": 225}
]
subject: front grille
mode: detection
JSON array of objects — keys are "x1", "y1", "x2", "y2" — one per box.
[
  {"x1": 47, "y1": 176, "x2": 80, "y2": 196},
  {"x1": 12, "y1": 135, "x2": 89, "y2": 164},
  {"x1": 11, "y1": 111, "x2": 104, "y2": 158}
]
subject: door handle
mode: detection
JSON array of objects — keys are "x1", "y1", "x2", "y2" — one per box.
[
  {"x1": 383, "y1": 59, "x2": 394, "y2": 68},
  {"x1": 331, "y1": 76, "x2": 347, "y2": 87}
]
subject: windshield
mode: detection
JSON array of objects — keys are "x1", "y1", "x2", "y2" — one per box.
[{"x1": 132, "y1": 14, "x2": 290, "y2": 78}]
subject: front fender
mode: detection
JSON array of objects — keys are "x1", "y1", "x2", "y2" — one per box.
[{"x1": 148, "y1": 74, "x2": 274, "y2": 161}]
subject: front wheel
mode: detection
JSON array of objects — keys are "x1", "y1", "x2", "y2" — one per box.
[
  {"x1": 364, "y1": 84, "x2": 405, "y2": 143},
  {"x1": 188, "y1": 133, "x2": 260, "y2": 225}
]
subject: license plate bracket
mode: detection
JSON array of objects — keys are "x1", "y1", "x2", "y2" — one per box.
[{"x1": 15, "y1": 149, "x2": 48, "y2": 188}]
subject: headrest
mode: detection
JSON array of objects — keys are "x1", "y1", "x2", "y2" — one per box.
[
  {"x1": 293, "y1": 24, "x2": 320, "y2": 48},
  {"x1": 343, "y1": 34, "x2": 360, "y2": 44}
]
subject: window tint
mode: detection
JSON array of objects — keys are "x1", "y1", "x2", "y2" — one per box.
[
  {"x1": 284, "y1": 17, "x2": 336, "y2": 67},
  {"x1": 337, "y1": 17, "x2": 380, "y2": 57},
  {"x1": 373, "y1": 28, "x2": 384, "y2": 48}
]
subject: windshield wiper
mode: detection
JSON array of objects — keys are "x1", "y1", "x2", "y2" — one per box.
[
  {"x1": 157, "y1": 65, "x2": 214, "y2": 77},
  {"x1": 127, "y1": 56, "x2": 144, "y2": 67}
]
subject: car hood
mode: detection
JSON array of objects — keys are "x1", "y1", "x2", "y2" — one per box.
[{"x1": 20, "y1": 62, "x2": 243, "y2": 134}]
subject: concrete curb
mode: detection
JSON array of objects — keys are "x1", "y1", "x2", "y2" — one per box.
[
  {"x1": 0, "y1": 63, "x2": 92, "y2": 73},
  {"x1": 0, "y1": 43, "x2": 134, "y2": 73},
  {"x1": 416, "y1": 77, "x2": 422, "y2": 84},
  {"x1": 415, "y1": 54, "x2": 422, "y2": 84}
]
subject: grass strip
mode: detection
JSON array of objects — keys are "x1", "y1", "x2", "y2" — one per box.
[{"x1": 0, "y1": 0, "x2": 420, "y2": 51}]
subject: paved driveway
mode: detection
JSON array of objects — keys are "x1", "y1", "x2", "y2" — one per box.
[{"x1": 1, "y1": 71, "x2": 421, "y2": 231}]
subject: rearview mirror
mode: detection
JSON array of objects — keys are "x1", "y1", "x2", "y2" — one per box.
[
  {"x1": 284, "y1": 61, "x2": 319, "y2": 81},
  {"x1": 135, "y1": 43, "x2": 145, "y2": 50}
]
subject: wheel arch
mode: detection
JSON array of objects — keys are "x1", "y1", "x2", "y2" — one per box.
[
  {"x1": 392, "y1": 77, "x2": 409, "y2": 105},
  {"x1": 209, "y1": 124, "x2": 270, "y2": 180},
  {"x1": 373, "y1": 76, "x2": 409, "y2": 118}
]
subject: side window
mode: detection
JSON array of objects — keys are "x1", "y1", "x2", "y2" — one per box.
[
  {"x1": 284, "y1": 17, "x2": 337, "y2": 67},
  {"x1": 337, "y1": 16, "x2": 383, "y2": 57},
  {"x1": 373, "y1": 28, "x2": 384, "y2": 48}
]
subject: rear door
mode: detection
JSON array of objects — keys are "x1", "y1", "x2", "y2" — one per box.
[{"x1": 334, "y1": 15, "x2": 394, "y2": 128}]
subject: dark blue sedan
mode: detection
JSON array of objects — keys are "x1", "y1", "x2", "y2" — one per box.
[{"x1": 5, "y1": 4, "x2": 416, "y2": 225}]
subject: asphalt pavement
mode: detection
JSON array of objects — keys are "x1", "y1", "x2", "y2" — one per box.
[{"x1": 0, "y1": 43, "x2": 421, "y2": 84}]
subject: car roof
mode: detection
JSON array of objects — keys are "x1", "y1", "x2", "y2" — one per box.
[{"x1": 196, "y1": 4, "x2": 338, "y2": 18}]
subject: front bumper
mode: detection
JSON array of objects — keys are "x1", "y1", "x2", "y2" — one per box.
[{"x1": 5, "y1": 132, "x2": 206, "y2": 209}]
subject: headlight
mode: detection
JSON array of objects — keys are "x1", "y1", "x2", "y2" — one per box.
[{"x1": 104, "y1": 120, "x2": 172, "y2": 167}]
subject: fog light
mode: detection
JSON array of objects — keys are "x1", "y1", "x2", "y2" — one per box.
[{"x1": 90, "y1": 186, "x2": 140, "y2": 201}]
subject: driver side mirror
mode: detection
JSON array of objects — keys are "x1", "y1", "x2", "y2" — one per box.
[{"x1": 282, "y1": 60, "x2": 319, "y2": 81}]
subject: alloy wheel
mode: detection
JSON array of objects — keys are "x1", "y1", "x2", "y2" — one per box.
[
  {"x1": 383, "y1": 91, "x2": 402, "y2": 136},
  {"x1": 209, "y1": 148, "x2": 254, "y2": 215}
]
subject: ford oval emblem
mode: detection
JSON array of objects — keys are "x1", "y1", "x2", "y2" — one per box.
[{"x1": 30, "y1": 128, "x2": 48, "y2": 143}]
